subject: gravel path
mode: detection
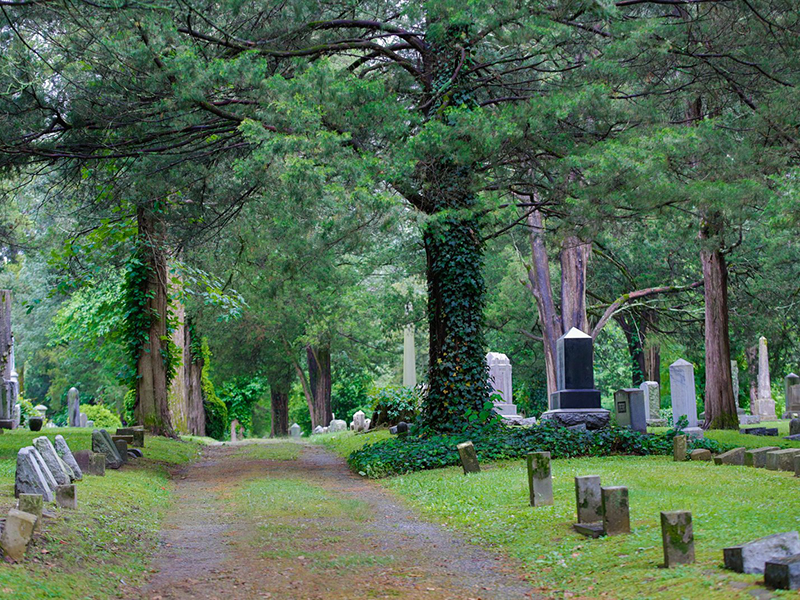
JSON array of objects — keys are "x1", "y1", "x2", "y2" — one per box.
[{"x1": 131, "y1": 442, "x2": 539, "y2": 600}]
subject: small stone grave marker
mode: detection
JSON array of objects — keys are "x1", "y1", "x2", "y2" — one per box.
[
  {"x1": 765, "y1": 555, "x2": 800, "y2": 590},
  {"x1": 673, "y1": 435, "x2": 687, "y2": 462},
  {"x1": 55, "y1": 484, "x2": 77, "y2": 510},
  {"x1": 526, "y1": 452, "x2": 553, "y2": 507},
  {"x1": 723, "y1": 532, "x2": 800, "y2": 574},
  {"x1": 661, "y1": 511, "x2": 695, "y2": 567},
  {"x1": 601, "y1": 486, "x2": 630, "y2": 536},
  {"x1": 766, "y1": 449, "x2": 800, "y2": 472},
  {"x1": 714, "y1": 447, "x2": 746, "y2": 466},
  {"x1": 745, "y1": 446, "x2": 780, "y2": 468},
  {"x1": 456, "y1": 441, "x2": 480, "y2": 474},
  {"x1": 0, "y1": 509, "x2": 38, "y2": 561},
  {"x1": 17, "y1": 494, "x2": 43, "y2": 530}
]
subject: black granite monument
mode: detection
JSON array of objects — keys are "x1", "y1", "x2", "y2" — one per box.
[{"x1": 541, "y1": 328, "x2": 610, "y2": 429}]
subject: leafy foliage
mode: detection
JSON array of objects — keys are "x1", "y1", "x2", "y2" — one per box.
[
  {"x1": 79, "y1": 404, "x2": 122, "y2": 429},
  {"x1": 200, "y1": 339, "x2": 228, "y2": 440},
  {"x1": 369, "y1": 386, "x2": 421, "y2": 426},
  {"x1": 348, "y1": 421, "x2": 732, "y2": 478},
  {"x1": 218, "y1": 376, "x2": 269, "y2": 434}
]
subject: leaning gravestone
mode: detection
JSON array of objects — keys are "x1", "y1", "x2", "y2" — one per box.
[
  {"x1": 661, "y1": 511, "x2": 695, "y2": 567},
  {"x1": 724, "y1": 532, "x2": 800, "y2": 574},
  {"x1": 28, "y1": 445, "x2": 58, "y2": 492},
  {"x1": 613, "y1": 388, "x2": 647, "y2": 433},
  {"x1": 668, "y1": 359, "x2": 703, "y2": 438},
  {"x1": 92, "y1": 429, "x2": 123, "y2": 469},
  {"x1": 457, "y1": 441, "x2": 480, "y2": 474},
  {"x1": 753, "y1": 337, "x2": 777, "y2": 420},
  {"x1": 785, "y1": 374, "x2": 800, "y2": 417},
  {"x1": 14, "y1": 448, "x2": 54, "y2": 502},
  {"x1": 526, "y1": 452, "x2": 553, "y2": 507},
  {"x1": 540, "y1": 328, "x2": 609, "y2": 430},
  {"x1": 0, "y1": 508, "x2": 38, "y2": 562},
  {"x1": 33, "y1": 436, "x2": 73, "y2": 485},
  {"x1": 67, "y1": 387, "x2": 80, "y2": 427}
]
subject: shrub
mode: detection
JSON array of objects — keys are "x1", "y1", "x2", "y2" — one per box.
[
  {"x1": 79, "y1": 404, "x2": 122, "y2": 429},
  {"x1": 200, "y1": 338, "x2": 228, "y2": 440},
  {"x1": 18, "y1": 398, "x2": 38, "y2": 426},
  {"x1": 370, "y1": 386, "x2": 421, "y2": 427},
  {"x1": 347, "y1": 420, "x2": 734, "y2": 478}
]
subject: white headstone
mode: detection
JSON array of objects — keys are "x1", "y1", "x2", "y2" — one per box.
[
  {"x1": 785, "y1": 373, "x2": 800, "y2": 416},
  {"x1": 753, "y1": 337, "x2": 777, "y2": 420},
  {"x1": 12, "y1": 403, "x2": 20, "y2": 429},
  {"x1": 639, "y1": 381, "x2": 660, "y2": 422},
  {"x1": 486, "y1": 352, "x2": 517, "y2": 417},
  {"x1": 79, "y1": 413, "x2": 88, "y2": 428},
  {"x1": 312, "y1": 425, "x2": 324, "y2": 435},
  {"x1": 352, "y1": 410, "x2": 367, "y2": 432},
  {"x1": 67, "y1": 387, "x2": 80, "y2": 427},
  {"x1": 403, "y1": 325, "x2": 417, "y2": 387},
  {"x1": 328, "y1": 419, "x2": 347, "y2": 433},
  {"x1": 668, "y1": 359, "x2": 702, "y2": 438},
  {"x1": 289, "y1": 423, "x2": 301, "y2": 439}
]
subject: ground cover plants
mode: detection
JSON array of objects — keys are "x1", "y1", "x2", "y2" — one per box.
[{"x1": 0, "y1": 429, "x2": 202, "y2": 599}]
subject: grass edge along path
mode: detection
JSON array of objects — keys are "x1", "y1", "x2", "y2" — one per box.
[{"x1": 0, "y1": 429, "x2": 203, "y2": 600}]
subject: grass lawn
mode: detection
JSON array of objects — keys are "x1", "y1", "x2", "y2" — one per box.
[
  {"x1": 309, "y1": 429, "x2": 392, "y2": 457},
  {"x1": 0, "y1": 427, "x2": 203, "y2": 600},
  {"x1": 373, "y1": 425, "x2": 800, "y2": 600}
]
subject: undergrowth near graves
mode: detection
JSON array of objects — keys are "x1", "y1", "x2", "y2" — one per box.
[
  {"x1": 384, "y1": 455, "x2": 800, "y2": 600},
  {"x1": 0, "y1": 429, "x2": 202, "y2": 599},
  {"x1": 312, "y1": 429, "x2": 392, "y2": 457},
  {"x1": 346, "y1": 422, "x2": 728, "y2": 478}
]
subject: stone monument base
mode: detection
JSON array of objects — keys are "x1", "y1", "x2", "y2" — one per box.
[
  {"x1": 681, "y1": 427, "x2": 704, "y2": 439},
  {"x1": 782, "y1": 411, "x2": 799, "y2": 419},
  {"x1": 739, "y1": 415, "x2": 761, "y2": 425},
  {"x1": 0, "y1": 419, "x2": 13, "y2": 430},
  {"x1": 492, "y1": 402, "x2": 518, "y2": 417},
  {"x1": 540, "y1": 408, "x2": 610, "y2": 430},
  {"x1": 647, "y1": 418, "x2": 668, "y2": 427},
  {"x1": 752, "y1": 398, "x2": 777, "y2": 421}
]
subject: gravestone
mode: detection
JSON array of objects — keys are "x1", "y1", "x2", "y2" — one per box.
[
  {"x1": 673, "y1": 435, "x2": 687, "y2": 462},
  {"x1": 785, "y1": 373, "x2": 800, "y2": 417},
  {"x1": 92, "y1": 429, "x2": 123, "y2": 469},
  {"x1": 640, "y1": 381, "x2": 665, "y2": 425},
  {"x1": 12, "y1": 403, "x2": 20, "y2": 429},
  {"x1": 456, "y1": 441, "x2": 480, "y2": 474},
  {"x1": 753, "y1": 337, "x2": 777, "y2": 420},
  {"x1": 85, "y1": 420, "x2": 94, "y2": 428},
  {"x1": 661, "y1": 511, "x2": 695, "y2": 567},
  {"x1": 328, "y1": 419, "x2": 347, "y2": 433},
  {"x1": 74, "y1": 450, "x2": 106, "y2": 476},
  {"x1": 117, "y1": 427, "x2": 144, "y2": 447},
  {"x1": 312, "y1": 425, "x2": 324, "y2": 435},
  {"x1": 0, "y1": 509, "x2": 37, "y2": 562},
  {"x1": 486, "y1": 352, "x2": 517, "y2": 417},
  {"x1": 67, "y1": 387, "x2": 80, "y2": 427},
  {"x1": 744, "y1": 446, "x2": 780, "y2": 468},
  {"x1": 230, "y1": 419, "x2": 239, "y2": 442},
  {"x1": 33, "y1": 436, "x2": 72, "y2": 485},
  {"x1": 526, "y1": 452, "x2": 553, "y2": 507},
  {"x1": 352, "y1": 410, "x2": 367, "y2": 432},
  {"x1": 541, "y1": 328, "x2": 609, "y2": 430},
  {"x1": 791, "y1": 419, "x2": 800, "y2": 437},
  {"x1": 613, "y1": 388, "x2": 647, "y2": 433},
  {"x1": 601, "y1": 486, "x2": 630, "y2": 536},
  {"x1": 575, "y1": 475, "x2": 602, "y2": 524},
  {"x1": 17, "y1": 494, "x2": 43, "y2": 530},
  {"x1": 79, "y1": 413, "x2": 88, "y2": 428},
  {"x1": 795, "y1": 455, "x2": 800, "y2": 477},
  {"x1": 114, "y1": 439, "x2": 128, "y2": 464},
  {"x1": 29, "y1": 445, "x2": 58, "y2": 492},
  {"x1": 765, "y1": 555, "x2": 800, "y2": 590},
  {"x1": 668, "y1": 359, "x2": 703, "y2": 438},
  {"x1": 689, "y1": 449, "x2": 712, "y2": 461},
  {"x1": 714, "y1": 447, "x2": 746, "y2": 466},
  {"x1": 289, "y1": 423, "x2": 301, "y2": 439},
  {"x1": 56, "y1": 484, "x2": 77, "y2": 510},
  {"x1": 723, "y1": 532, "x2": 800, "y2": 574},
  {"x1": 731, "y1": 360, "x2": 740, "y2": 400},
  {"x1": 14, "y1": 447, "x2": 54, "y2": 502},
  {"x1": 766, "y1": 448, "x2": 800, "y2": 471},
  {"x1": 403, "y1": 324, "x2": 416, "y2": 387}
]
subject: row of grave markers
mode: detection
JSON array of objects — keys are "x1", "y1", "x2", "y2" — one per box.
[
  {"x1": 0, "y1": 426, "x2": 145, "y2": 562},
  {"x1": 456, "y1": 441, "x2": 800, "y2": 590}
]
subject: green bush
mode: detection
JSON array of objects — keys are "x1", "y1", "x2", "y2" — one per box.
[
  {"x1": 79, "y1": 404, "x2": 122, "y2": 429},
  {"x1": 200, "y1": 338, "x2": 228, "y2": 440},
  {"x1": 347, "y1": 421, "x2": 732, "y2": 478},
  {"x1": 18, "y1": 398, "x2": 38, "y2": 426},
  {"x1": 370, "y1": 385, "x2": 420, "y2": 427}
]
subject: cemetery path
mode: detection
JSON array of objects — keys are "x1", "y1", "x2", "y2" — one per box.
[{"x1": 130, "y1": 441, "x2": 540, "y2": 600}]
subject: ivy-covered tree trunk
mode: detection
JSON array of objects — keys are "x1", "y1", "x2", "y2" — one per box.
[
  {"x1": 306, "y1": 344, "x2": 332, "y2": 429},
  {"x1": 132, "y1": 206, "x2": 175, "y2": 436},
  {"x1": 700, "y1": 210, "x2": 738, "y2": 429},
  {"x1": 184, "y1": 319, "x2": 206, "y2": 436}
]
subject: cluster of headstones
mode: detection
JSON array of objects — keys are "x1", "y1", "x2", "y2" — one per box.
[
  {"x1": 456, "y1": 441, "x2": 800, "y2": 589},
  {"x1": 1, "y1": 426, "x2": 145, "y2": 562},
  {"x1": 673, "y1": 433, "x2": 800, "y2": 473},
  {"x1": 309, "y1": 416, "x2": 349, "y2": 436}
]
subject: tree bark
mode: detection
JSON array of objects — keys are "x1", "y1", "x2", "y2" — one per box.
[
  {"x1": 0, "y1": 290, "x2": 12, "y2": 421},
  {"x1": 700, "y1": 212, "x2": 738, "y2": 429},
  {"x1": 745, "y1": 344, "x2": 758, "y2": 408},
  {"x1": 560, "y1": 236, "x2": 591, "y2": 333},
  {"x1": 616, "y1": 313, "x2": 647, "y2": 386},
  {"x1": 645, "y1": 343, "x2": 661, "y2": 386},
  {"x1": 133, "y1": 206, "x2": 175, "y2": 437},
  {"x1": 306, "y1": 343, "x2": 332, "y2": 429},
  {"x1": 270, "y1": 386, "x2": 289, "y2": 437},
  {"x1": 184, "y1": 319, "x2": 206, "y2": 436}
]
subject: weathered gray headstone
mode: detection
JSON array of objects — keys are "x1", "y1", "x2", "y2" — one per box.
[
  {"x1": 79, "y1": 412, "x2": 88, "y2": 428},
  {"x1": 117, "y1": 427, "x2": 144, "y2": 447},
  {"x1": 33, "y1": 436, "x2": 71, "y2": 485},
  {"x1": 796, "y1": 455, "x2": 800, "y2": 478},
  {"x1": 487, "y1": 352, "x2": 517, "y2": 417},
  {"x1": 85, "y1": 419, "x2": 94, "y2": 428},
  {"x1": 765, "y1": 555, "x2": 800, "y2": 590},
  {"x1": 790, "y1": 418, "x2": 800, "y2": 437},
  {"x1": 403, "y1": 323, "x2": 416, "y2": 387},
  {"x1": 92, "y1": 429, "x2": 123, "y2": 469},
  {"x1": 689, "y1": 448, "x2": 712, "y2": 461},
  {"x1": 14, "y1": 448, "x2": 54, "y2": 502},
  {"x1": 613, "y1": 388, "x2": 647, "y2": 433},
  {"x1": 669, "y1": 359, "x2": 702, "y2": 438},
  {"x1": 328, "y1": 419, "x2": 347, "y2": 433},
  {"x1": 55, "y1": 484, "x2": 77, "y2": 510},
  {"x1": 352, "y1": 410, "x2": 367, "y2": 432},
  {"x1": 67, "y1": 387, "x2": 80, "y2": 427},
  {"x1": 714, "y1": 447, "x2": 746, "y2": 466},
  {"x1": 0, "y1": 508, "x2": 37, "y2": 562},
  {"x1": 289, "y1": 423, "x2": 301, "y2": 439},
  {"x1": 640, "y1": 381, "x2": 664, "y2": 425},
  {"x1": 312, "y1": 425, "x2": 324, "y2": 435},
  {"x1": 457, "y1": 441, "x2": 480, "y2": 474},
  {"x1": 17, "y1": 494, "x2": 43, "y2": 530},
  {"x1": 753, "y1": 337, "x2": 777, "y2": 420},
  {"x1": 661, "y1": 511, "x2": 695, "y2": 567},
  {"x1": 575, "y1": 475, "x2": 602, "y2": 524},
  {"x1": 602, "y1": 486, "x2": 630, "y2": 536},
  {"x1": 526, "y1": 452, "x2": 553, "y2": 507},
  {"x1": 786, "y1": 374, "x2": 800, "y2": 417},
  {"x1": 766, "y1": 448, "x2": 800, "y2": 472},
  {"x1": 73, "y1": 450, "x2": 105, "y2": 476},
  {"x1": 745, "y1": 446, "x2": 780, "y2": 468},
  {"x1": 114, "y1": 439, "x2": 128, "y2": 465},
  {"x1": 29, "y1": 445, "x2": 57, "y2": 492},
  {"x1": 724, "y1": 532, "x2": 800, "y2": 574},
  {"x1": 673, "y1": 435, "x2": 687, "y2": 462}
]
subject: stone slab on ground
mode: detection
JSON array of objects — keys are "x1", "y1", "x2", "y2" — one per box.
[
  {"x1": 714, "y1": 447, "x2": 746, "y2": 466},
  {"x1": 116, "y1": 427, "x2": 145, "y2": 447},
  {"x1": 764, "y1": 554, "x2": 800, "y2": 590},
  {"x1": 723, "y1": 532, "x2": 800, "y2": 574},
  {"x1": 73, "y1": 450, "x2": 106, "y2": 476},
  {"x1": 14, "y1": 447, "x2": 54, "y2": 502},
  {"x1": 573, "y1": 522, "x2": 604, "y2": 538},
  {"x1": 457, "y1": 441, "x2": 480, "y2": 474},
  {"x1": 661, "y1": 511, "x2": 694, "y2": 567},
  {"x1": 745, "y1": 447, "x2": 781, "y2": 468},
  {"x1": 54, "y1": 435, "x2": 82, "y2": 481},
  {"x1": 766, "y1": 449, "x2": 800, "y2": 471},
  {"x1": 689, "y1": 449, "x2": 712, "y2": 461},
  {"x1": 0, "y1": 508, "x2": 38, "y2": 561}
]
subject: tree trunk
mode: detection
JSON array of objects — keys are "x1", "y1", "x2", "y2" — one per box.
[
  {"x1": 700, "y1": 212, "x2": 737, "y2": 429},
  {"x1": 560, "y1": 236, "x2": 591, "y2": 333},
  {"x1": 306, "y1": 344, "x2": 332, "y2": 429},
  {"x1": 645, "y1": 343, "x2": 661, "y2": 386},
  {"x1": 616, "y1": 313, "x2": 647, "y2": 386},
  {"x1": 168, "y1": 283, "x2": 189, "y2": 433},
  {"x1": 0, "y1": 290, "x2": 12, "y2": 421},
  {"x1": 133, "y1": 206, "x2": 175, "y2": 437},
  {"x1": 184, "y1": 319, "x2": 206, "y2": 437},
  {"x1": 746, "y1": 344, "x2": 758, "y2": 408},
  {"x1": 270, "y1": 386, "x2": 289, "y2": 437}
]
